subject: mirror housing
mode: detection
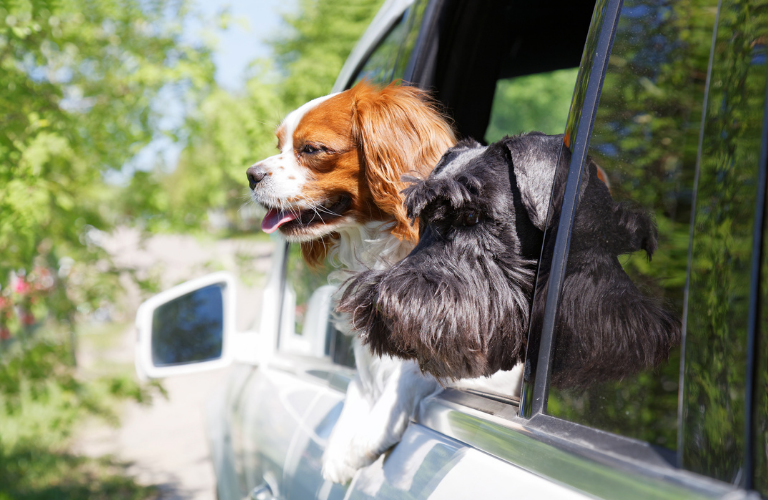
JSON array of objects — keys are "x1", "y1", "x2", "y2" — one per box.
[{"x1": 135, "y1": 272, "x2": 236, "y2": 379}]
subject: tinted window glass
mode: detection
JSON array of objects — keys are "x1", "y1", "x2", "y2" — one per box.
[
  {"x1": 283, "y1": 244, "x2": 354, "y2": 367},
  {"x1": 681, "y1": 0, "x2": 768, "y2": 482},
  {"x1": 485, "y1": 68, "x2": 579, "y2": 143},
  {"x1": 152, "y1": 284, "x2": 224, "y2": 366},
  {"x1": 757, "y1": 203, "x2": 768, "y2": 494},
  {"x1": 353, "y1": 0, "x2": 427, "y2": 86},
  {"x1": 545, "y1": 0, "x2": 718, "y2": 450}
]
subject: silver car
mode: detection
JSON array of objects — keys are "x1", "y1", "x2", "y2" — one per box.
[{"x1": 136, "y1": 0, "x2": 768, "y2": 498}]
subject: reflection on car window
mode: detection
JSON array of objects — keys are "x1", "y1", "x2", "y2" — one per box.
[
  {"x1": 485, "y1": 68, "x2": 578, "y2": 143},
  {"x1": 545, "y1": 0, "x2": 718, "y2": 450},
  {"x1": 757, "y1": 210, "x2": 768, "y2": 494},
  {"x1": 353, "y1": 0, "x2": 427, "y2": 86},
  {"x1": 681, "y1": 0, "x2": 768, "y2": 483},
  {"x1": 284, "y1": 244, "x2": 332, "y2": 336},
  {"x1": 283, "y1": 244, "x2": 354, "y2": 367}
]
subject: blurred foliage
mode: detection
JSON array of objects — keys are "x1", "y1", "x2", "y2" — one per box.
[
  {"x1": 1, "y1": 0, "x2": 384, "y2": 492},
  {"x1": 0, "y1": 0, "x2": 215, "y2": 333},
  {"x1": 485, "y1": 68, "x2": 579, "y2": 143},
  {"x1": 0, "y1": 0, "x2": 211, "y2": 494},
  {"x1": 0, "y1": 443, "x2": 158, "y2": 500},
  {"x1": 682, "y1": 0, "x2": 768, "y2": 483}
]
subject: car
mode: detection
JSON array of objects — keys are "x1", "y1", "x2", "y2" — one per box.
[{"x1": 134, "y1": 0, "x2": 768, "y2": 498}]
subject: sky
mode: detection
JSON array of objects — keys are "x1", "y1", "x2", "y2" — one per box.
[
  {"x1": 193, "y1": 0, "x2": 295, "y2": 91},
  {"x1": 115, "y1": 0, "x2": 295, "y2": 182}
]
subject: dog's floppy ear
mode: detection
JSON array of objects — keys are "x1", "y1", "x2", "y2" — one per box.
[
  {"x1": 501, "y1": 133, "x2": 562, "y2": 231},
  {"x1": 403, "y1": 138, "x2": 486, "y2": 221},
  {"x1": 352, "y1": 81, "x2": 455, "y2": 241}
]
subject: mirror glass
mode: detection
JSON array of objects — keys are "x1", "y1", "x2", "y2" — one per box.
[{"x1": 151, "y1": 284, "x2": 224, "y2": 366}]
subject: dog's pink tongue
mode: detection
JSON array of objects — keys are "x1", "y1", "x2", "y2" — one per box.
[{"x1": 261, "y1": 208, "x2": 298, "y2": 234}]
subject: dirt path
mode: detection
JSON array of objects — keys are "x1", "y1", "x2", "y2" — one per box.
[{"x1": 75, "y1": 229, "x2": 274, "y2": 500}]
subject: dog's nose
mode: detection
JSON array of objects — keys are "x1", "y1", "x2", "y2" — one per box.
[{"x1": 247, "y1": 165, "x2": 267, "y2": 189}]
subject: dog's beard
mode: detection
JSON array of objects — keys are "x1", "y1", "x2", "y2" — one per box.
[{"x1": 339, "y1": 225, "x2": 536, "y2": 380}]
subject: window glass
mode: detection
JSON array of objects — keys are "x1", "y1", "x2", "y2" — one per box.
[
  {"x1": 545, "y1": 0, "x2": 718, "y2": 451},
  {"x1": 757, "y1": 207, "x2": 768, "y2": 494},
  {"x1": 282, "y1": 244, "x2": 354, "y2": 367},
  {"x1": 485, "y1": 68, "x2": 579, "y2": 143},
  {"x1": 353, "y1": 0, "x2": 426, "y2": 86},
  {"x1": 520, "y1": 0, "x2": 609, "y2": 419},
  {"x1": 681, "y1": 0, "x2": 768, "y2": 482}
]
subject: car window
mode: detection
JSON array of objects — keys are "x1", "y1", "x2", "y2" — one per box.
[
  {"x1": 484, "y1": 68, "x2": 579, "y2": 143},
  {"x1": 543, "y1": 0, "x2": 719, "y2": 452},
  {"x1": 281, "y1": 244, "x2": 354, "y2": 367},
  {"x1": 681, "y1": 0, "x2": 768, "y2": 484},
  {"x1": 352, "y1": 0, "x2": 427, "y2": 87},
  {"x1": 757, "y1": 216, "x2": 768, "y2": 494},
  {"x1": 423, "y1": 0, "x2": 595, "y2": 142}
]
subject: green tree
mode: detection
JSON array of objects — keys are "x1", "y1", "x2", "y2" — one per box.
[{"x1": 0, "y1": 0, "x2": 213, "y2": 491}]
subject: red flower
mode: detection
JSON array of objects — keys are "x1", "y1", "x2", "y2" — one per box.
[{"x1": 14, "y1": 278, "x2": 29, "y2": 294}]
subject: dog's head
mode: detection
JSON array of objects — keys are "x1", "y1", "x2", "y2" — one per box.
[
  {"x1": 341, "y1": 131, "x2": 681, "y2": 386},
  {"x1": 247, "y1": 81, "x2": 455, "y2": 265},
  {"x1": 339, "y1": 134, "x2": 562, "y2": 379}
]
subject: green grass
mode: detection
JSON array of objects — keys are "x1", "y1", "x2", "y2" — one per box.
[
  {"x1": 0, "y1": 444, "x2": 159, "y2": 500},
  {"x1": 0, "y1": 322, "x2": 162, "y2": 500}
]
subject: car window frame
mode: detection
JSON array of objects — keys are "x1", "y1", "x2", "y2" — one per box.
[{"x1": 333, "y1": 0, "x2": 416, "y2": 93}]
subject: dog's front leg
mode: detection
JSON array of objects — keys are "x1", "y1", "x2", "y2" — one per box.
[
  {"x1": 322, "y1": 374, "x2": 372, "y2": 484},
  {"x1": 347, "y1": 359, "x2": 441, "y2": 471}
]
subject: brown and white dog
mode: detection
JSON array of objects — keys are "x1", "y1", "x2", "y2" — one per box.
[{"x1": 247, "y1": 81, "x2": 456, "y2": 483}]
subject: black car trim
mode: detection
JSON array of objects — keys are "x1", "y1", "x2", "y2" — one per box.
[
  {"x1": 403, "y1": 0, "x2": 444, "y2": 86},
  {"x1": 528, "y1": 0, "x2": 625, "y2": 417}
]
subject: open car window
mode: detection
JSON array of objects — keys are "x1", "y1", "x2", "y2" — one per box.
[
  {"x1": 485, "y1": 68, "x2": 578, "y2": 143},
  {"x1": 420, "y1": 0, "x2": 594, "y2": 142}
]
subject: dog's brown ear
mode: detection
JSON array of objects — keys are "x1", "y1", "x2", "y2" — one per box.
[
  {"x1": 301, "y1": 234, "x2": 335, "y2": 269},
  {"x1": 592, "y1": 160, "x2": 612, "y2": 190},
  {"x1": 352, "y1": 81, "x2": 455, "y2": 242}
]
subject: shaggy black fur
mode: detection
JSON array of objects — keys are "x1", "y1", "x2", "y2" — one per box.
[{"x1": 339, "y1": 133, "x2": 681, "y2": 386}]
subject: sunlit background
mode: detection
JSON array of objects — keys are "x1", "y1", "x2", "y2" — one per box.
[{"x1": 0, "y1": 0, "x2": 383, "y2": 498}]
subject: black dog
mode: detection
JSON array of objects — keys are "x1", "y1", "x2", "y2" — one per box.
[{"x1": 339, "y1": 133, "x2": 680, "y2": 387}]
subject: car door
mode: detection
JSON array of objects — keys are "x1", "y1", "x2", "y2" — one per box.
[{"x1": 416, "y1": 0, "x2": 766, "y2": 497}]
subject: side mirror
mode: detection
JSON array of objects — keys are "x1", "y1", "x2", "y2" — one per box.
[{"x1": 135, "y1": 272, "x2": 236, "y2": 379}]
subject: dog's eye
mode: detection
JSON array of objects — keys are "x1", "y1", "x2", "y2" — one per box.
[
  {"x1": 463, "y1": 211, "x2": 480, "y2": 226},
  {"x1": 301, "y1": 144, "x2": 322, "y2": 155}
]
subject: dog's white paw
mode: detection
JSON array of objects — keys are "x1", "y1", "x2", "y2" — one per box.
[{"x1": 321, "y1": 451, "x2": 358, "y2": 484}]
